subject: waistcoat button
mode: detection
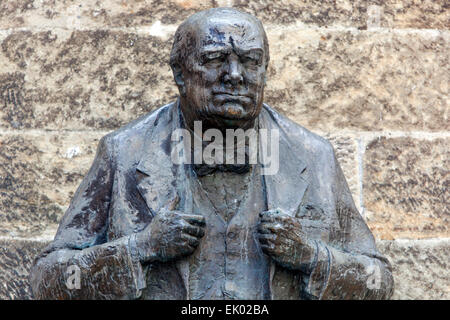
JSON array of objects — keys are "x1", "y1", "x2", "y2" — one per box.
[{"x1": 227, "y1": 232, "x2": 236, "y2": 240}]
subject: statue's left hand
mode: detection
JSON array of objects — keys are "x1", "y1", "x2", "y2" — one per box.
[{"x1": 257, "y1": 209, "x2": 317, "y2": 274}]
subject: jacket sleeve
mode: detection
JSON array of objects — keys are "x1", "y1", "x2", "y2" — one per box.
[
  {"x1": 301, "y1": 149, "x2": 394, "y2": 300},
  {"x1": 29, "y1": 135, "x2": 146, "y2": 300}
]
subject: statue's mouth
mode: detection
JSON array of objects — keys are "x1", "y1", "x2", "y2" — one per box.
[
  {"x1": 214, "y1": 92, "x2": 252, "y2": 99},
  {"x1": 200, "y1": 105, "x2": 248, "y2": 123},
  {"x1": 214, "y1": 90, "x2": 254, "y2": 100},
  {"x1": 197, "y1": 92, "x2": 256, "y2": 124},
  {"x1": 213, "y1": 93, "x2": 252, "y2": 114}
]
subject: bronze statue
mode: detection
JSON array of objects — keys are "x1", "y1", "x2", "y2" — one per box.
[{"x1": 29, "y1": 8, "x2": 394, "y2": 300}]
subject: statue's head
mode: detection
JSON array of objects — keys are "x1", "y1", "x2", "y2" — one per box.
[{"x1": 170, "y1": 8, "x2": 270, "y2": 131}]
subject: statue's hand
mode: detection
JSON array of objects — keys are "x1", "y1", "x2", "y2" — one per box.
[
  {"x1": 257, "y1": 209, "x2": 317, "y2": 274},
  {"x1": 135, "y1": 208, "x2": 206, "y2": 263}
]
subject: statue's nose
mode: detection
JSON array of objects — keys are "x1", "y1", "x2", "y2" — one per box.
[{"x1": 223, "y1": 59, "x2": 244, "y2": 86}]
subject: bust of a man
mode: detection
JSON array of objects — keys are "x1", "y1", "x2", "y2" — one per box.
[{"x1": 30, "y1": 8, "x2": 394, "y2": 300}]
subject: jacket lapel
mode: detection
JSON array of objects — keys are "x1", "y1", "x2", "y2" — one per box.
[
  {"x1": 260, "y1": 105, "x2": 309, "y2": 216},
  {"x1": 135, "y1": 102, "x2": 183, "y2": 216}
]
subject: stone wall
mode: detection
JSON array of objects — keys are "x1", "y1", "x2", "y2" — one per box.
[{"x1": 0, "y1": 0, "x2": 448, "y2": 299}]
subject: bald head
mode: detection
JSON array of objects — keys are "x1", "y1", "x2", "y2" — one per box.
[{"x1": 170, "y1": 8, "x2": 270, "y2": 71}]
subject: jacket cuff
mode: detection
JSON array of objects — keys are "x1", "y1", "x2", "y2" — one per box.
[
  {"x1": 301, "y1": 241, "x2": 332, "y2": 299},
  {"x1": 127, "y1": 234, "x2": 147, "y2": 297}
]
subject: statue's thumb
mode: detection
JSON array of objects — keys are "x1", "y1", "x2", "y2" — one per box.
[{"x1": 167, "y1": 194, "x2": 180, "y2": 211}]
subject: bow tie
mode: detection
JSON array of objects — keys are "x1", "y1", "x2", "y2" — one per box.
[{"x1": 193, "y1": 163, "x2": 251, "y2": 176}]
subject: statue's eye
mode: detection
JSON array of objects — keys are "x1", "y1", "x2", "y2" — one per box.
[
  {"x1": 203, "y1": 52, "x2": 226, "y2": 64},
  {"x1": 241, "y1": 53, "x2": 262, "y2": 66}
]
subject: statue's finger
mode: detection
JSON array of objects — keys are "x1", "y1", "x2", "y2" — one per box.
[
  {"x1": 258, "y1": 233, "x2": 276, "y2": 245},
  {"x1": 166, "y1": 195, "x2": 180, "y2": 211},
  {"x1": 258, "y1": 222, "x2": 282, "y2": 235},
  {"x1": 257, "y1": 222, "x2": 272, "y2": 234},
  {"x1": 259, "y1": 213, "x2": 276, "y2": 223},
  {"x1": 181, "y1": 214, "x2": 206, "y2": 226},
  {"x1": 260, "y1": 208, "x2": 286, "y2": 220},
  {"x1": 183, "y1": 224, "x2": 205, "y2": 238},
  {"x1": 181, "y1": 234, "x2": 200, "y2": 247},
  {"x1": 260, "y1": 208, "x2": 283, "y2": 216}
]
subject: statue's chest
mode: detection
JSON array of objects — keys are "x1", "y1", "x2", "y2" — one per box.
[{"x1": 186, "y1": 169, "x2": 271, "y2": 299}]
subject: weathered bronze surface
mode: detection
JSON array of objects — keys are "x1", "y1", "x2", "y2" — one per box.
[{"x1": 29, "y1": 8, "x2": 394, "y2": 300}]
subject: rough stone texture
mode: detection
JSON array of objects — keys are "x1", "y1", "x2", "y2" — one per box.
[
  {"x1": 0, "y1": 131, "x2": 104, "y2": 237},
  {"x1": 377, "y1": 239, "x2": 450, "y2": 300},
  {"x1": 266, "y1": 28, "x2": 449, "y2": 132},
  {"x1": 364, "y1": 136, "x2": 449, "y2": 240},
  {"x1": 0, "y1": 30, "x2": 176, "y2": 130},
  {"x1": 1, "y1": 29, "x2": 447, "y2": 131},
  {"x1": 0, "y1": 239, "x2": 48, "y2": 300},
  {"x1": 0, "y1": 0, "x2": 448, "y2": 30}
]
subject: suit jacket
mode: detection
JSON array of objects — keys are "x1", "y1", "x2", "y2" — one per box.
[{"x1": 29, "y1": 101, "x2": 394, "y2": 299}]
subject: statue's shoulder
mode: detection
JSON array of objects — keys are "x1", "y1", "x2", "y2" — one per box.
[
  {"x1": 95, "y1": 102, "x2": 175, "y2": 162},
  {"x1": 262, "y1": 104, "x2": 335, "y2": 157},
  {"x1": 102, "y1": 101, "x2": 175, "y2": 146}
]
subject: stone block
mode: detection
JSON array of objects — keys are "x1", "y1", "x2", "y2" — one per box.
[
  {"x1": 266, "y1": 29, "x2": 449, "y2": 132},
  {"x1": 364, "y1": 136, "x2": 449, "y2": 240},
  {"x1": 0, "y1": 238, "x2": 49, "y2": 300},
  {"x1": 0, "y1": 131, "x2": 104, "y2": 237},
  {"x1": 377, "y1": 239, "x2": 450, "y2": 300},
  {"x1": 0, "y1": 29, "x2": 177, "y2": 130}
]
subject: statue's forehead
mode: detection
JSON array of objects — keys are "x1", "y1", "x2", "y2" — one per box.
[{"x1": 193, "y1": 16, "x2": 265, "y2": 50}]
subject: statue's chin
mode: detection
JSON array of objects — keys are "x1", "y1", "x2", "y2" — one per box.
[
  {"x1": 220, "y1": 102, "x2": 246, "y2": 118},
  {"x1": 208, "y1": 102, "x2": 253, "y2": 119},
  {"x1": 198, "y1": 104, "x2": 253, "y2": 129}
]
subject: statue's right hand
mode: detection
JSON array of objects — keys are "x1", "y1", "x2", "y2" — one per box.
[{"x1": 134, "y1": 208, "x2": 206, "y2": 263}]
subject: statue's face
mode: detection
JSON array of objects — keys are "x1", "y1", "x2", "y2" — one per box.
[{"x1": 181, "y1": 15, "x2": 268, "y2": 130}]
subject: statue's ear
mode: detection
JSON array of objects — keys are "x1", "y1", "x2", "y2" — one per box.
[
  {"x1": 171, "y1": 62, "x2": 186, "y2": 96},
  {"x1": 263, "y1": 60, "x2": 269, "y2": 85}
]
